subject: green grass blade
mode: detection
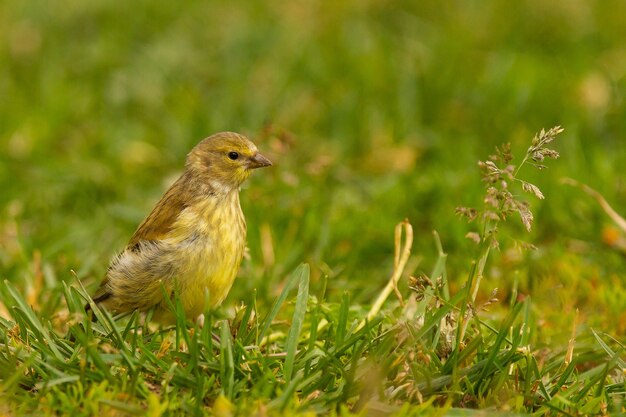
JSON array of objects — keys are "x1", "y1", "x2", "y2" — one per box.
[
  {"x1": 284, "y1": 264, "x2": 310, "y2": 384},
  {"x1": 258, "y1": 263, "x2": 309, "y2": 345},
  {"x1": 431, "y1": 230, "x2": 449, "y2": 300},
  {"x1": 220, "y1": 320, "x2": 235, "y2": 399},
  {"x1": 591, "y1": 328, "x2": 626, "y2": 368},
  {"x1": 415, "y1": 285, "x2": 467, "y2": 341},
  {"x1": 336, "y1": 291, "x2": 349, "y2": 347},
  {"x1": 2, "y1": 280, "x2": 64, "y2": 361},
  {"x1": 476, "y1": 300, "x2": 525, "y2": 391}
]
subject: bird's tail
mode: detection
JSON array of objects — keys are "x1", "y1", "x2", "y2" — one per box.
[{"x1": 84, "y1": 291, "x2": 111, "y2": 322}]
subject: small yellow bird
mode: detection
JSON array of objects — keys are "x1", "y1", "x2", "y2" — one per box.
[{"x1": 89, "y1": 132, "x2": 272, "y2": 322}]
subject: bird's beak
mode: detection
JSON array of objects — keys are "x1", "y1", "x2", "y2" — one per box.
[{"x1": 248, "y1": 152, "x2": 272, "y2": 169}]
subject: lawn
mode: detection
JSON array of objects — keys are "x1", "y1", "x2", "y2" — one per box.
[{"x1": 1, "y1": 1, "x2": 625, "y2": 415}]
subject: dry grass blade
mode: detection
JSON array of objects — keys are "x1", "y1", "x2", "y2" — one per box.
[
  {"x1": 562, "y1": 178, "x2": 626, "y2": 233},
  {"x1": 359, "y1": 220, "x2": 413, "y2": 329},
  {"x1": 565, "y1": 309, "x2": 579, "y2": 365}
]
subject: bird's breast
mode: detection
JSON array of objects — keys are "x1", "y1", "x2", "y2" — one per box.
[{"x1": 168, "y1": 192, "x2": 246, "y2": 315}]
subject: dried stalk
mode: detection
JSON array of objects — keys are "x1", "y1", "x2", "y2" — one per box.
[
  {"x1": 562, "y1": 178, "x2": 626, "y2": 233},
  {"x1": 359, "y1": 220, "x2": 413, "y2": 329}
]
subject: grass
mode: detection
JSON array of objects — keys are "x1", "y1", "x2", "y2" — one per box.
[{"x1": 1, "y1": 0, "x2": 626, "y2": 415}]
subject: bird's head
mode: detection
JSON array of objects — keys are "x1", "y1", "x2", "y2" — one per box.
[{"x1": 186, "y1": 132, "x2": 272, "y2": 194}]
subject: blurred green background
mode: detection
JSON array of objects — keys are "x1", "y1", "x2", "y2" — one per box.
[{"x1": 1, "y1": 0, "x2": 625, "y2": 331}]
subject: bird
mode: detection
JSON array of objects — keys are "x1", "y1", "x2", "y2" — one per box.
[{"x1": 88, "y1": 132, "x2": 272, "y2": 322}]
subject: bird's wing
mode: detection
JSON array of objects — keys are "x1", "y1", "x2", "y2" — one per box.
[
  {"x1": 127, "y1": 179, "x2": 189, "y2": 247},
  {"x1": 89, "y1": 175, "x2": 190, "y2": 306}
]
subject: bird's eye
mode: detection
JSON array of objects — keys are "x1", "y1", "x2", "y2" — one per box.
[{"x1": 228, "y1": 151, "x2": 239, "y2": 160}]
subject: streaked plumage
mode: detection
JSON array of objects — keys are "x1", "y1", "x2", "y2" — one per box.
[{"x1": 89, "y1": 132, "x2": 271, "y2": 322}]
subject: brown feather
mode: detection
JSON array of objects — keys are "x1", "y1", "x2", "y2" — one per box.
[
  {"x1": 128, "y1": 173, "x2": 192, "y2": 246},
  {"x1": 91, "y1": 173, "x2": 193, "y2": 304}
]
